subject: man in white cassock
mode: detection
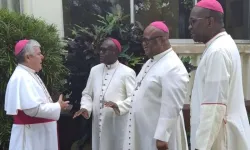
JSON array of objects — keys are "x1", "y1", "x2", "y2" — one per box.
[
  {"x1": 123, "y1": 21, "x2": 189, "y2": 150},
  {"x1": 73, "y1": 38, "x2": 136, "y2": 150},
  {"x1": 4, "y1": 39, "x2": 69, "y2": 150},
  {"x1": 189, "y1": 0, "x2": 250, "y2": 150}
]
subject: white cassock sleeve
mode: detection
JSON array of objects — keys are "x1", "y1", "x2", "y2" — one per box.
[
  {"x1": 116, "y1": 70, "x2": 136, "y2": 115},
  {"x1": 154, "y1": 66, "x2": 189, "y2": 142},
  {"x1": 195, "y1": 50, "x2": 230, "y2": 150},
  {"x1": 23, "y1": 103, "x2": 61, "y2": 120},
  {"x1": 5, "y1": 72, "x2": 61, "y2": 120},
  {"x1": 80, "y1": 69, "x2": 94, "y2": 119}
]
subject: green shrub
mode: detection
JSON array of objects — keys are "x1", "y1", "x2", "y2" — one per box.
[{"x1": 0, "y1": 9, "x2": 68, "y2": 149}]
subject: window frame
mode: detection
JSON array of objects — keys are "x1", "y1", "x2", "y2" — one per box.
[
  {"x1": 130, "y1": 0, "x2": 250, "y2": 43},
  {"x1": 0, "y1": 0, "x2": 21, "y2": 12}
]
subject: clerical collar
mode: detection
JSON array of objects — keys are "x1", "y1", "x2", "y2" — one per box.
[
  {"x1": 152, "y1": 47, "x2": 172, "y2": 61},
  {"x1": 18, "y1": 64, "x2": 36, "y2": 73},
  {"x1": 105, "y1": 60, "x2": 119, "y2": 69},
  {"x1": 205, "y1": 31, "x2": 227, "y2": 48}
]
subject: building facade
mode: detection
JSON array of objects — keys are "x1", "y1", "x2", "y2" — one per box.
[{"x1": 1, "y1": 0, "x2": 250, "y2": 103}]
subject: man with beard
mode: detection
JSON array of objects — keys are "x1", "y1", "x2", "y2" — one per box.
[
  {"x1": 73, "y1": 38, "x2": 136, "y2": 150},
  {"x1": 123, "y1": 21, "x2": 189, "y2": 150},
  {"x1": 189, "y1": 0, "x2": 250, "y2": 149}
]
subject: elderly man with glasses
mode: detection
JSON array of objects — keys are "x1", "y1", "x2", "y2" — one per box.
[
  {"x1": 189, "y1": 0, "x2": 250, "y2": 150},
  {"x1": 123, "y1": 21, "x2": 189, "y2": 150}
]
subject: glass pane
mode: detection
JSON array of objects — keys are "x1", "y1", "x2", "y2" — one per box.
[
  {"x1": 12, "y1": 0, "x2": 20, "y2": 12},
  {"x1": 0, "y1": 0, "x2": 20, "y2": 12},
  {"x1": 0, "y1": 0, "x2": 8, "y2": 9},
  {"x1": 62, "y1": 0, "x2": 130, "y2": 37},
  {"x1": 135, "y1": 0, "x2": 194, "y2": 39},
  {"x1": 197, "y1": 0, "x2": 250, "y2": 39}
]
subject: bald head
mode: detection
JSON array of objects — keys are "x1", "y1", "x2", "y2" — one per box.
[
  {"x1": 144, "y1": 25, "x2": 169, "y2": 38},
  {"x1": 142, "y1": 24, "x2": 170, "y2": 58},
  {"x1": 103, "y1": 39, "x2": 118, "y2": 50},
  {"x1": 192, "y1": 6, "x2": 224, "y2": 26}
]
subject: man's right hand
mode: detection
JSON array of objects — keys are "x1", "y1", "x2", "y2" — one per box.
[
  {"x1": 58, "y1": 94, "x2": 70, "y2": 110},
  {"x1": 73, "y1": 108, "x2": 89, "y2": 119}
]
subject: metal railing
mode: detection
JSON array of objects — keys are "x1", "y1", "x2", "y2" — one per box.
[{"x1": 172, "y1": 42, "x2": 250, "y2": 104}]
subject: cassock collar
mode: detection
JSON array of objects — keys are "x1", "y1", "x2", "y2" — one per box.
[
  {"x1": 105, "y1": 60, "x2": 119, "y2": 70},
  {"x1": 18, "y1": 64, "x2": 36, "y2": 74},
  {"x1": 152, "y1": 47, "x2": 172, "y2": 61},
  {"x1": 205, "y1": 31, "x2": 228, "y2": 48}
]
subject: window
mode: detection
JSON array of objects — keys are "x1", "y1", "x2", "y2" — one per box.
[
  {"x1": 196, "y1": 0, "x2": 250, "y2": 40},
  {"x1": 62, "y1": 0, "x2": 250, "y2": 40},
  {"x1": 62, "y1": 0, "x2": 130, "y2": 37},
  {"x1": 134, "y1": 0, "x2": 193, "y2": 39},
  {"x1": 0, "y1": 0, "x2": 20, "y2": 12},
  {"x1": 134, "y1": 0, "x2": 250, "y2": 40}
]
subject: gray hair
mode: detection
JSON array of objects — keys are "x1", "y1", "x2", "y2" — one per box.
[{"x1": 16, "y1": 39, "x2": 41, "y2": 63}]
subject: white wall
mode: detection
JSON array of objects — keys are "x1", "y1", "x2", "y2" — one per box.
[{"x1": 20, "y1": 0, "x2": 64, "y2": 38}]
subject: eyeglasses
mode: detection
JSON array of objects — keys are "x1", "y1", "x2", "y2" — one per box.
[
  {"x1": 189, "y1": 16, "x2": 211, "y2": 26},
  {"x1": 142, "y1": 36, "x2": 164, "y2": 44}
]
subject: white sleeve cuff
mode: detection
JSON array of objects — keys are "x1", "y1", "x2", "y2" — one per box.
[
  {"x1": 195, "y1": 104, "x2": 226, "y2": 149},
  {"x1": 116, "y1": 100, "x2": 131, "y2": 116},
  {"x1": 35, "y1": 102, "x2": 61, "y2": 120},
  {"x1": 154, "y1": 117, "x2": 177, "y2": 142},
  {"x1": 80, "y1": 105, "x2": 92, "y2": 119}
]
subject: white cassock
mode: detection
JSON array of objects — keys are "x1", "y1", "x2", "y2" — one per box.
[
  {"x1": 191, "y1": 31, "x2": 250, "y2": 150},
  {"x1": 123, "y1": 48, "x2": 189, "y2": 150},
  {"x1": 4, "y1": 64, "x2": 61, "y2": 150},
  {"x1": 80, "y1": 60, "x2": 136, "y2": 150}
]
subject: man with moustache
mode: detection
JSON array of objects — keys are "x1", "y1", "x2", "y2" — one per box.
[
  {"x1": 123, "y1": 21, "x2": 189, "y2": 150},
  {"x1": 189, "y1": 0, "x2": 250, "y2": 150},
  {"x1": 73, "y1": 38, "x2": 136, "y2": 150}
]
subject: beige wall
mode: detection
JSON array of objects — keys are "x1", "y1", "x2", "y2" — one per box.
[
  {"x1": 21, "y1": 0, "x2": 64, "y2": 38},
  {"x1": 18, "y1": 0, "x2": 250, "y2": 104},
  {"x1": 171, "y1": 41, "x2": 250, "y2": 104}
]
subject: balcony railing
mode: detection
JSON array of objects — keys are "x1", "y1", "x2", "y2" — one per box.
[
  {"x1": 170, "y1": 40, "x2": 250, "y2": 132},
  {"x1": 170, "y1": 39, "x2": 250, "y2": 104}
]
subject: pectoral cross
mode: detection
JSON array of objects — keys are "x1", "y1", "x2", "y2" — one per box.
[
  {"x1": 135, "y1": 81, "x2": 141, "y2": 90},
  {"x1": 100, "y1": 97, "x2": 106, "y2": 108}
]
